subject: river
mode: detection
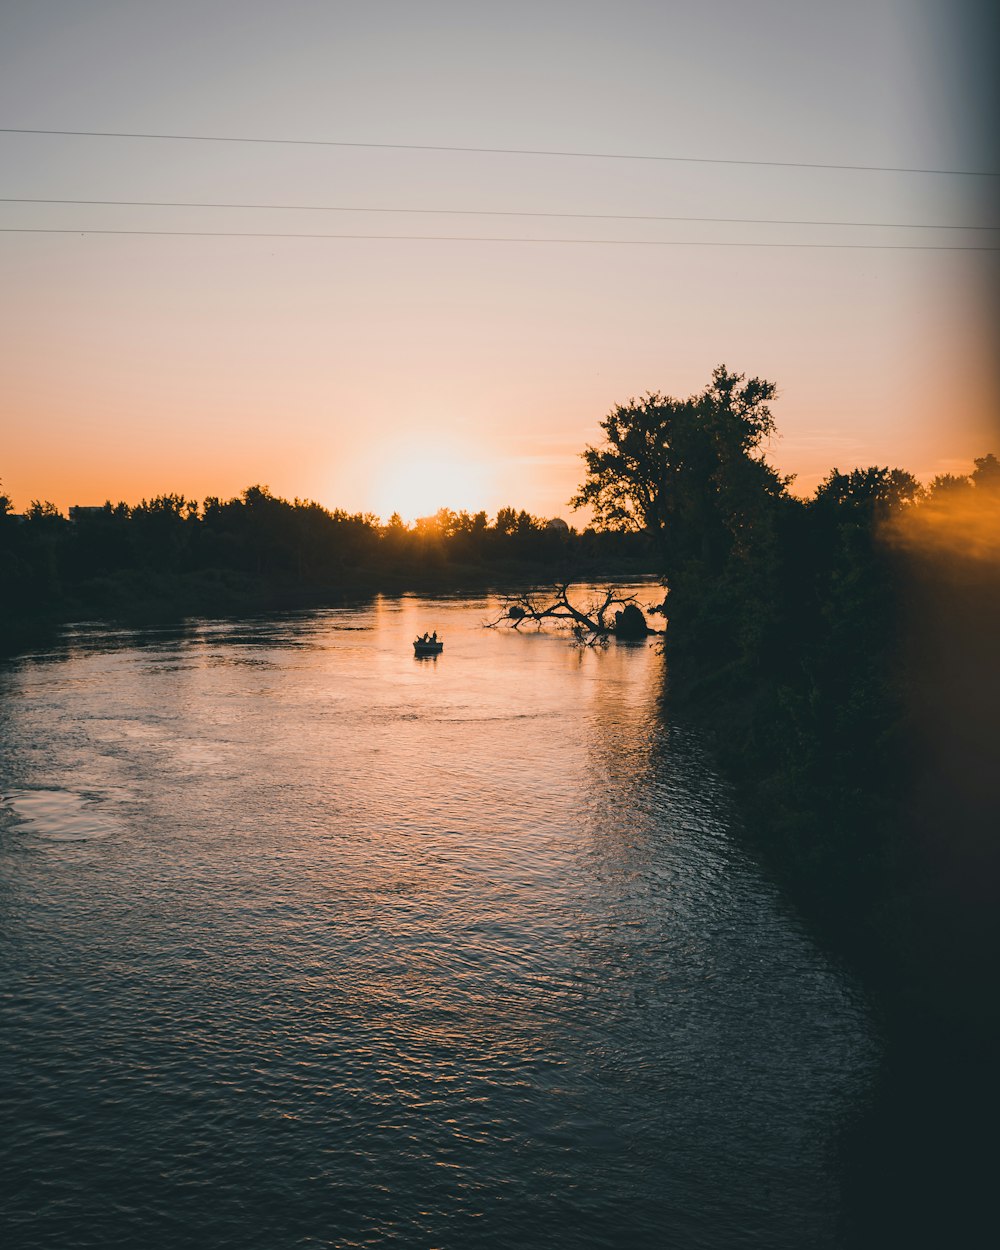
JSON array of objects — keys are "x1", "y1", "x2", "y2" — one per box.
[{"x1": 0, "y1": 588, "x2": 878, "y2": 1249}]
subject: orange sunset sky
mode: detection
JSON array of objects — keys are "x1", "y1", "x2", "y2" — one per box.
[{"x1": 2, "y1": 1, "x2": 998, "y2": 522}]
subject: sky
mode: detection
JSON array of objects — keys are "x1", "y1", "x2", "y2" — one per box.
[{"x1": 1, "y1": 1, "x2": 998, "y2": 521}]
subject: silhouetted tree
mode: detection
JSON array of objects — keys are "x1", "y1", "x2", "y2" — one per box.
[
  {"x1": 493, "y1": 506, "x2": 518, "y2": 537},
  {"x1": 812, "y1": 466, "x2": 922, "y2": 515},
  {"x1": 571, "y1": 365, "x2": 787, "y2": 570},
  {"x1": 972, "y1": 452, "x2": 1000, "y2": 492}
]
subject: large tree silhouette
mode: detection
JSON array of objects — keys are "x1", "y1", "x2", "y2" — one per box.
[{"x1": 570, "y1": 365, "x2": 788, "y2": 585}]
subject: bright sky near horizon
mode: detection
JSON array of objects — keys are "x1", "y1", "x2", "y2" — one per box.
[{"x1": 2, "y1": 1, "x2": 997, "y2": 521}]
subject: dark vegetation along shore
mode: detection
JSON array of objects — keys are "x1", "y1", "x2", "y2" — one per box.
[
  {"x1": 0, "y1": 489, "x2": 652, "y2": 651},
  {"x1": 4, "y1": 365, "x2": 998, "y2": 1241},
  {"x1": 568, "y1": 368, "x2": 998, "y2": 1027},
  {"x1": 571, "y1": 365, "x2": 999, "y2": 1244}
]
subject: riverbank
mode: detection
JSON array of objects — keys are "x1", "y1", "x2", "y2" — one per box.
[
  {"x1": 0, "y1": 557, "x2": 662, "y2": 656},
  {"x1": 667, "y1": 544, "x2": 999, "y2": 1246}
]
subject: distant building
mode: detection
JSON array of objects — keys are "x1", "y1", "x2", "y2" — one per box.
[
  {"x1": 68, "y1": 506, "x2": 105, "y2": 522},
  {"x1": 545, "y1": 516, "x2": 570, "y2": 532}
]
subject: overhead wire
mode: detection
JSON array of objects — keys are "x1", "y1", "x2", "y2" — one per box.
[
  {"x1": 1, "y1": 126, "x2": 997, "y2": 178},
  {"x1": 2, "y1": 227, "x2": 998, "y2": 250},
  {"x1": 2, "y1": 196, "x2": 996, "y2": 232}
]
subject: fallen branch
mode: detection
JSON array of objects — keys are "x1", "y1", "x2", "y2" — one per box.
[{"x1": 486, "y1": 582, "x2": 659, "y2": 643}]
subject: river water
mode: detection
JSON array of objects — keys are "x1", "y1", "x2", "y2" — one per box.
[{"x1": 0, "y1": 589, "x2": 878, "y2": 1249}]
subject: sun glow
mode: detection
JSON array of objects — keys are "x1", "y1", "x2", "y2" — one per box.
[{"x1": 370, "y1": 444, "x2": 494, "y2": 523}]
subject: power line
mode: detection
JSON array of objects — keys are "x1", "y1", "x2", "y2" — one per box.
[
  {"x1": 1, "y1": 126, "x2": 996, "y2": 178},
  {"x1": 3, "y1": 196, "x2": 996, "y2": 232},
  {"x1": 2, "y1": 227, "x2": 998, "y2": 250}
]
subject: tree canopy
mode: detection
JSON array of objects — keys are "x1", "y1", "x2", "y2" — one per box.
[{"x1": 571, "y1": 365, "x2": 789, "y2": 582}]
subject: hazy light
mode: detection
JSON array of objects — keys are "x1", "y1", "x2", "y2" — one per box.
[
  {"x1": 1, "y1": 3, "x2": 996, "y2": 514},
  {"x1": 885, "y1": 491, "x2": 1000, "y2": 563},
  {"x1": 368, "y1": 442, "x2": 495, "y2": 523}
]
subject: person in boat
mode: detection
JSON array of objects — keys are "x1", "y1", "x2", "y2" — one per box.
[{"x1": 430, "y1": 631, "x2": 437, "y2": 643}]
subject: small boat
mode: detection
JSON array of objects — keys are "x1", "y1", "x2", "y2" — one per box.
[{"x1": 413, "y1": 635, "x2": 443, "y2": 656}]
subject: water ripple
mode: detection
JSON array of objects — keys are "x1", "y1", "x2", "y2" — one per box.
[{"x1": 0, "y1": 589, "x2": 877, "y2": 1249}]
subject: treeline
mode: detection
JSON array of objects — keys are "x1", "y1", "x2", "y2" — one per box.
[
  {"x1": 577, "y1": 368, "x2": 1000, "y2": 1033},
  {"x1": 756, "y1": 470, "x2": 1000, "y2": 1246},
  {"x1": 672, "y1": 454, "x2": 1000, "y2": 1035},
  {"x1": 695, "y1": 455, "x2": 1000, "y2": 1020},
  {"x1": 0, "y1": 485, "x2": 651, "y2": 635},
  {"x1": 577, "y1": 369, "x2": 999, "y2": 1241}
]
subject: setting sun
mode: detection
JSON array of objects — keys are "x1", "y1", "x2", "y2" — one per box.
[{"x1": 369, "y1": 443, "x2": 495, "y2": 522}]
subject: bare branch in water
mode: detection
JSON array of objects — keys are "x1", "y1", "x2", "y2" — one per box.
[{"x1": 485, "y1": 583, "x2": 660, "y2": 643}]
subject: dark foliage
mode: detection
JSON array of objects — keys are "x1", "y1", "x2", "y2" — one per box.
[
  {"x1": 573, "y1": 371, "x2": 999, "y2": 1046},
  {"x1": 0, "y1": 485, "x2": 653, "y2": 644},
  {"x1": 575, "y1": 370, "x2": 1000, "y2": 1241}
]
